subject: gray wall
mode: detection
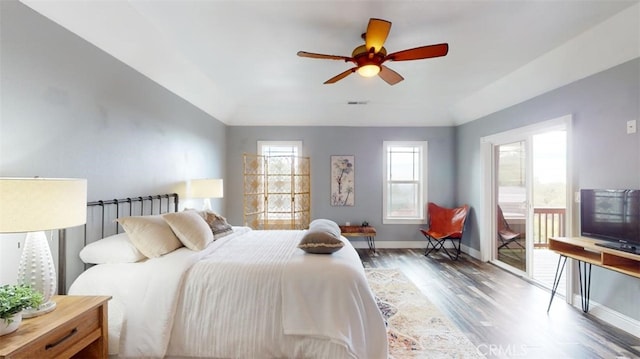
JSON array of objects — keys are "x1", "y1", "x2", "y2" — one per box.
[
  {"x1": 226, "y1": 126, "x2": 456, "y2": 244},
  {"x1": 456, "y1": 58, "x2": 640, "y2": 319},
  {"x1": 0, "y1": 1, "x2": 227, "y2": 286}
]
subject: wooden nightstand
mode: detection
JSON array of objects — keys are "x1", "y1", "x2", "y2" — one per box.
[
  {"x1": 339, "y1": 225, "x2": 377, "y2": 252},
  {"x1": 0, "y1": 295, "x2": 110, "y2": 359}
]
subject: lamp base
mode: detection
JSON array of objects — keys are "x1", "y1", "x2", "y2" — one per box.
[
  {"x1": 22, "y1": 299, "x2": 56, "y2": 318},
  {"x1": 202, "y1": 198, "x2": 212, "y2": 211},
  {"x1": 17, "y1": 231, "x2": 57, "y2": 318}
]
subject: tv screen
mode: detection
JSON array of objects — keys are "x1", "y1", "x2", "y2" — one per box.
[{"x1": 580, "y1": 189, "x2": 640, "y2": 252}]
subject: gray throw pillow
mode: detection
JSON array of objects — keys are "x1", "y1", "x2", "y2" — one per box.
[
  {"x1": 298, "y1": 219, "x2": 344, "y2": 254},
  {"x1": 200, "y1": 211, "x2": 234, "y2": 239}
]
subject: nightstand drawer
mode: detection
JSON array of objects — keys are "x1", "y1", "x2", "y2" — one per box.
[{"x1": 7, "y1": 306, "x2": 100, "y2": 359}]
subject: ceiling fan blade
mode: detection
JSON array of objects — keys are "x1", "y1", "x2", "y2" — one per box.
[
  {"x1": 297, "y1": 51, "x2": 352, "y2": 61},
  {"x1": 386, "y1": 43, "x2": 449, "y2": 62},
  {"x1": 324, "y1": 68, "x2": 357, "y2": 84},
  {"x1": 379, "y1": 65, "x2": 404, "y2": 85},
  {"x1": 365, "y1": 18, "x2": 391, "y2": 53}
]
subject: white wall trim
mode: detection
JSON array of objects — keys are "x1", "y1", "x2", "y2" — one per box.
[
  {"x1": 571, "y1": 294, "x2": 640, "y2": 338},
  {"x1": 349, "y1": 241, "x2": 483, "y2": 261},
  {"x1": 350, "y1": 241, "x2": 426, "y2": 249}
]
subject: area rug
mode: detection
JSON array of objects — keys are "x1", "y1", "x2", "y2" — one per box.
[{"x1": 365, "y1": 268, "x2": 484, "y2": 359}]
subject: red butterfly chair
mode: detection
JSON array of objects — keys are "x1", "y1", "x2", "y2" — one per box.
[{"x1": 420, "y1": 202, "x2": 469, "y2": 260}]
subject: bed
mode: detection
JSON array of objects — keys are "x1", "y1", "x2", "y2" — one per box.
[{"x1": 67, "y1": 193, "x2": 388, "y2": 359}]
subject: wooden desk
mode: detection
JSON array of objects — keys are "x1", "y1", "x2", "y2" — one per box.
[
  {"x1": 547, "y1": 237, "x2": 640, "y2": 313},
  {"x1": 339, "y1": 225, "x2": 376, "y2": 252},
  {"x1": 0, "y1": 295, "x2": 110, "y2": 359}
]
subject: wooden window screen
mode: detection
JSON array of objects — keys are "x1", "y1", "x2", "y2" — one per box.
[{"x1": 243, "y1": 154, "x2": 310, "y2": 230}]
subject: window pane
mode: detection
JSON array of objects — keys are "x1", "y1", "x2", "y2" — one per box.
[
  {"x1": 390, "y1": 146, "x2": 416, "y2": 153},
  {"x1": 267, "y1": 156, "x2": 293, "y2": 175},
  {"x1": 387, "y1": 182, "x2": 420, "y2": 217},
  {"x1": 262, "y1": 145, "x2": 298, "y2": 157},
  {"x1": 497, "y1": 141, "x2": 525, "y2": 186},
  {"x1": 388, "y1": 151, "x2": 418, "y2": 181}
]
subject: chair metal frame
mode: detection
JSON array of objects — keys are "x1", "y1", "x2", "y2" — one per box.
[
  {"x1": 420, "y1": 202, "x2": 469, "y2": 260},
  {"x1": 497, "y1": 205, "x2": 525, "y2": 251}
]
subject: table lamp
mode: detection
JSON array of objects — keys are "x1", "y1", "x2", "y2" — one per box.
[
  {"x1": 0, "y1": 177, "x2": 87, "y2": 317},
  {"x1": 190, "y1": 178, "x2": 223, "y2": 211}
]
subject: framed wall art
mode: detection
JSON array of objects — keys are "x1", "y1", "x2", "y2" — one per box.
[{"x1": 331, "y1": 155, "x2": 354, "y2": 206}]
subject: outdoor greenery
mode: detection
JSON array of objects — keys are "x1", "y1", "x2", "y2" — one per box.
[
  {"x1": 0, "y1": 284, "x2": 43, "y2": 324},
  {"x1": 533, "y1": 179, "x2": 566, "y2": 207}
]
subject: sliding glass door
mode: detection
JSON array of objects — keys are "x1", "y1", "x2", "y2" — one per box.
[
  {"x1": 482, "y1": 116, "x2": 570, "y2": 292},
  {"x1": 495, "y1": 140, "x2": 529, "y2": 272},
  {"x1": 530, "y1": 131, "x2": 567, "y2": 292}
]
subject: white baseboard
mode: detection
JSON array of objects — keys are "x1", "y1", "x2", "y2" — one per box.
[
  {"x1": 462, "y1": 245, "x2": 483, "y2": 260},
  {"x1": 572, "y1": 294, "x2": 640, "y2": 338},
  {"x1": 350, "y1": 241, "x2": 484, "y2": 261},
  {"x1": 350, "y1": 241, "x2": 425, "y2": 249}
]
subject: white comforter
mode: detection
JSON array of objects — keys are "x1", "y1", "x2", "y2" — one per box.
[{"x1": 69, "y1": 228, "x2": 388, "y2": 359}]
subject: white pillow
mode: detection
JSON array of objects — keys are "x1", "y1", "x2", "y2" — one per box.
[
  {"x1": 79, "y1": 233, "x2": 146, "y2": 264},
  {"x1": 163, "y1": 211, "x2": 214, "y2": 251},
  {"x1": 308, "y1": 219, "x2": 341, "y2": 237},
  {"x1": 116, "y1": 215, "x2": 183, "y2": 258}
]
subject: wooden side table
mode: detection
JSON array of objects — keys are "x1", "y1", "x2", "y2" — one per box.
[
  {"x1": 339, "y1": 225, "x2": 377, "y2": 252},
  {"x1": 0, "y1": 295, "x2": 110, "y2": 359}
]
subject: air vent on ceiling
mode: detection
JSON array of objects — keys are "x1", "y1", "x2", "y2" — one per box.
[{"x1": 347, "y1": 100, "x2": 369, "y2": 105}]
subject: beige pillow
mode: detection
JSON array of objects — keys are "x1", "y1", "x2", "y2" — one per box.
[
  {"x1": 163, "y1": 211, "x2": 214, "y2": 251},
  {"x1": 116, "y1": 215, "x2": 183, "y2": 258}
]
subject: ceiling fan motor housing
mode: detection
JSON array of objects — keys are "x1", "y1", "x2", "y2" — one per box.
[{"x1": 352, "y1": 45, "x2": 386, "y2": 73}]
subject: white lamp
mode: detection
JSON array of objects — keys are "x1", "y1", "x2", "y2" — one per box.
[
  {"x1": 0, "y1": 177, "x2": 87, "y2": 317},
  {"x1": 190, "y1": 178, "x2": 223, "y2": 211}
]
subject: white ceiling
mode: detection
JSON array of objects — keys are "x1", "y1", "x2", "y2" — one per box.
[{"x1": 21, "y1": 0, "x2": 640, "y2": 127}]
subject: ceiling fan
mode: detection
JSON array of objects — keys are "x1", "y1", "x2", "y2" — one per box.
[{"x1": 297, "y1": 18, "x2": 448, "y2": 85}]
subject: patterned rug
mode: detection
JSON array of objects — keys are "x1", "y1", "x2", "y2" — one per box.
[{"x1": 365, "y1": 268, "x2": 484, "y2": 359}]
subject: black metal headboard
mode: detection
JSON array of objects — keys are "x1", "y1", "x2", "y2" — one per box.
[
  {"x1": 86, "y1": 193, "x2": 179, "y2": 240},
  {"x1": 59, "y1": 193, "x2": 179, "y2": 294}
]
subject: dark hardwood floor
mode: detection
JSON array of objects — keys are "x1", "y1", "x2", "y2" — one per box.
[{"x1": 357, "y1": 249, "x2": 640, "y2": 359}]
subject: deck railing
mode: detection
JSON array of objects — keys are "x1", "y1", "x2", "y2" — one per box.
[{"x1": 533, "y1": 207, "x2": 566, "y2": 247}]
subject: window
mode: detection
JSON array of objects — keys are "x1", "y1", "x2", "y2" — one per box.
[
  {"x1": 244, "y1": 141, "x2": 309, "y2": 230},
  {"x1": 383, "y1": 141, "x2": 427, "y2": 224},
  {"x1": 258, "y1": 141, "x2": 302, "y2": 157},
  {"x1": 257, "y1": 141, "x2": 303, "y2": 221}
]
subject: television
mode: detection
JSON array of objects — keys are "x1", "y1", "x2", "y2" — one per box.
[{"x1": 580, "y1": 189, "x2": 640, "y2": 254}]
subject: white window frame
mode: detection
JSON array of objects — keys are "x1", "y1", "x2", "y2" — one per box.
[
  {"x1": 257, "y1": 141, "x2": 303, "y2": 157},
  {"x1": 382, "y1": 141, "x2": 428, "y2": 224},
  {"x1": 256, "y1": 141, "x2": 303, "y2": 221}
]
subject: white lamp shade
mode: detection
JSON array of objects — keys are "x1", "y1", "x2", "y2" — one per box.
[
  {"x1": 190, "y1": 178, "x2": 223, "y2": 199},
  {"x1": 0, "y1": 178, "x2": 88, "y2": 233}
]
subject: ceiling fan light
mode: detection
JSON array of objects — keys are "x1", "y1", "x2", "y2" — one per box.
[{"x1": 357, "y1": 64, "x2": 380, "y2": 78}]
